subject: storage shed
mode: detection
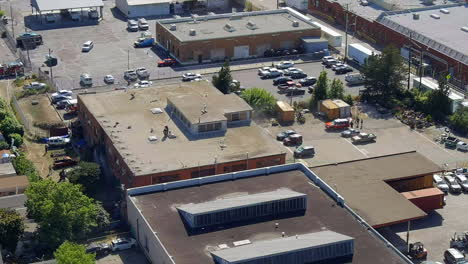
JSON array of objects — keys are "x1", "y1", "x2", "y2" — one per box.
[
  {"x1": 333, "y1": 99, "x2": 351, "y2": 118},
  {"x1": 319, "y1": 99, "x2": 339, "y2": 120},
  {"x1": 401, "y1": 187, "x2": 444, "y2": 213},
  {"x1": 276, "y1": 101, "x2": 295, "y2": 123}
]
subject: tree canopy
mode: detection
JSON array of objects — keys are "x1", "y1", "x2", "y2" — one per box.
[
  {"x1": 328, "y1": 78, "x2": 345, "y2": 99},
  {"x1": 25, "y1": 180, "x2": 98, "y2": 249},
  {"x1": 212, "y1": 60, "x2": 233, "y2": 94},
  {"x1": 361, "y1": 46, "x2": 405, "y2": 103},
  {"x1": 54, "y1": 241, "x2": 95, "y2": 264},
  {"x1": 450, "y1": 107, "x2": 468, "y2": 134},
  {"x1": 241, "y1": 88, "x2": 276, "y2": 114},
  {"x1": 0, "y1": 208, "x2": 25, "y2": 252},
  {"x1": 68, "y1": 162, "x2": 101, "y2": 194},
  {"x1": 314, "y1": 71, "x2": 329, "y2": 102}
]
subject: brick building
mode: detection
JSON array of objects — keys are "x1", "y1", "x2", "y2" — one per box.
[
  {"x1": 78, "y1": 82, "x2": 286, "y2": 188},
  {"x1": 155, "y1": 8, "x2": 321, "y2": 64},
  {"x1": 309, "y1": 0, "x2": 468, "y2": 90}
]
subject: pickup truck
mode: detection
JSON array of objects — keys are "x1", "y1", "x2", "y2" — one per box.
[
  {"x1": 134, "y1": 37, "x2": 155, "y2": 48},
  {"x1": 444, "y1": 136, "x2": 459, "y2": 149},
  {"x1": 351, "y1": 133, "x2": 376, "y2": 144}
]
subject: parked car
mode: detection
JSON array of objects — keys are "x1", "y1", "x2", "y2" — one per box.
[
  {"x1": 325, "y1": 118, "x2": 351, "y2": 130},
  {"x1": 323, "y1": 58, "x2": 338, "y2": 67},
  {"x1": 80, "y1": 73, "x2": 93, "y2": 86},
  {"x1": 53, "y1": 156, "x2": 77, "y2": 169},
  {"x1": 86, "y1": 243, "x2": 111, "y2": 258},
  {"x1": 138, "y1": 18, "x2": 149, "y2": 30},
  {"x1": 455, "y1": 174, "x2": 468, "y2": 192},
  {"x1": 55, "y1": 99, "x2": 70, "y2": 110},
  {"x1": 51, "y1": 90, "x2": 72, "y2": 99},
  {"x1": 47, "y1": 136, "x2": 70, "y2": 146},
  {"x1": 283, "y1": 68, "x2": 302, "y2": 76},
  {"x1": 124, "y1": 70, "x2": 138, "y2": 81},
  {"x1": 335, "y1": 65, "x2": 353, "y2": 74},
  {"x1": 299, "y1": 77, "x2": 317, "y2": 86},
  {"x1": 52, "y1": 95, "x2": 72, "y2": 104},
  {"x1": 158, "y1": 58, "x2": 175, "y2": 67},
  {"x1": 341, "y1": 128, "x2": 360, "y2": 138},
  {"x1": 134, "y1": 80, "x2": 152, "y2": 88},
  {"x1": 276, "y1": 61, "x2": 294, "y2": 69},
  {"x1": 283, "y1": 134, "x2": 303, "y2": 146},
  {"x1": 111, "y1": 238, "x2": 136, "y2": 251},
  {"x1": 273, "y1": 77, "x2": 292, "y2": 85},
  {"x1": 351, "y1": 133, "x2": 376, "y2": 144},
  {"x1": 294, "y1": 146, "x2": 315, "y2": 158},
  {"x1": 258, "y1": 67, "x2": 272, "y2": 76},
  {"x1": 24, "y1": 82, "x2": 46, "y2": 89},
  {"x1": 290, "y1": 71, "x2": 307, "y2": 79},
  {"x1": 444, "y1": 248, "x2": 466, "y2": 264},
  {"x1": 433, "y1": 174, "x2": 449, "y2": 193},
  {"x1": 444, "y1": 136, "x2": 459, "y2": 149},
  {"x1": 262, "y1": 69, "x2": 283, "y2": 79},
  {"x1": 284, "y1": 88, "x2": 306, "y2": 96},
  {"x1": 345, "y1": 73, "x2": 365, "y2": 85},
  {"x1": 456, "y1": 141, "x2": 468, "y2": 151},
  {"x1": 331, "y1": 63, "x2": 344, "y2": 71},
  {"x1": 136, "y1": 67, "x2": 150, "y2": 79},
  {"x1": 182, "y1": 72, "x2": 202, "y2": 81},
  {"x1": 321, "y1": 56, "x2": 334, "y2": 63},
  {"x1": 444, "y1": 175, "x2": 462, "y2": 193},
  {"x1": 276, "y1": 130, "x2": 296, "y2": 141},
  {"x1": 81, "y1": 41, "x2": 94, "y2": 52},
  {"x1": 104, "y1": 75, "x2": 115, "y2": 84},
  {"x1": 127, "y1": 19, "x2": 138, "y2": 31}
]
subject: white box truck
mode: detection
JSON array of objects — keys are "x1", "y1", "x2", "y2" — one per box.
[{"x1": 348, "y1": 43, "x2": 374, "y2": 65}]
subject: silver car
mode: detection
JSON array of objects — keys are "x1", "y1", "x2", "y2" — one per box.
[
  {"x1": 455, "y1": 174, "x2": 468, "y2": 192},
  {"x1": 444, "y1": 175, "x2": 462, "y2": 193},
  {"x1": 341, "y1": 128, "x2": 360, "y2": 138},
  {"x1": 433, "y1": 174, "x2": 449, "y2": 193}
]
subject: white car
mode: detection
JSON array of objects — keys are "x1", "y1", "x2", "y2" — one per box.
[
  {"x1": 134, "y1": 80, "x2": 152, "y2": 88},
  {"x1": 82, "y1": 41, "x2": 94, "y2": 52},
  {"x1": 111, "y1": 238, "x2": 136, "y2": 251},
  {"x1": 182, "y1": 72, "x2": 201, "y2": 81},
  {"x1": 456, "y1": 141, "x2": 468, "y2": 151},
  {"x1": 104, "y1": 75, "x2": 115, "y2": 84},
  {"x1": 321, "y1": 56, "x2": 334, "y2": 63},
  {"x1": 24, "y1": 82, "x2": 46, "y2": 89},
  {"x1": 276, "y1": 61, "x2": 294, "y2": 69},
  {"x1": 136, "y1": 67, "x2": 149, "y2": 79},
  {"x1": 433, "y1": 174, "x2": 449, "y2": 193},
  {"x1": 47, "y1": 136, "x2": 70, "y2": 146},
  {"x1": 258, "y1": 67, "x2": 271, "y2": 76},
  {"x1": 52, "y1": 90, "x2": 73, "y2": 99}
]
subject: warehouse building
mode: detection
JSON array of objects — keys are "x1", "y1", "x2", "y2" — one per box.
[
  {"x1": 126, "y1": 163, "x2": 411, "y2": 264},
  {"x1": 155, "y1": 8, "x2": 321, "y2": 64},
  {"x1": 78, "y1": 81, "x2": 286, "y2": 188},
  {"x1": 311, "y1": 151, "x2": 444, "y2": 228}
]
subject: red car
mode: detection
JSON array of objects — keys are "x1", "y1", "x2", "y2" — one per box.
[
  {"x1": 325, "y1": 118, "x2": 351, "y2": 130},
  {"x1": 157, "y1": 58, "x2": 175, "y2": 67},
  {"x1": 53, "y1": 156, "x2": 77, "y2": 169}
]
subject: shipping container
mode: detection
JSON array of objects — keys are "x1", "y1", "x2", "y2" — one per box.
[
  {"x1": 401, "y1": 187, "x2": 444, "y2": 212},
  {"x1": 332, "y1": 99, "x2": 351, "y2": 118},
  {"x1": 276, "y1": 101, "x2": 295, "y2": 123},
  {"x1": 319, "y1": 100, "x2": 340, "y2": 120}
]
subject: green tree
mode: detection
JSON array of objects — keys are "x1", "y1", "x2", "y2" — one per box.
[
  {"x1": 12, "y1": 154, "x2": 41, "y2": 182},
  {"x1": 450, "y1": 108, "x2": 468, "y2": 134},
  {"x1": 0, "y1": 116, "x2": 24, "y2": 137},
  {"x1": 361, "y1": 46, "x2": 405, "y2": 103},
  {"x1": 95, "y1": 202, "x2": 111, "y2": 232},
  {"x1": 9, "y1": 133, "x2": 23, "y2": 147},
  {"x1": 241, "y1": 88, "x2": 276, "y2": 114},
  {"x1": 54, "y1": 241, "x2": 95, "y2": 264},
  {"x1": 328, "y1": 78, "x2": 345, "y2": 99},
  {"x1": 0, "y1": 208, "x2": 25, "y2": 252},
  {"x1": 68, "y1": 162, "x2": 101, "y2": 194},
  {"x1": 212, "y1": 60, "x2": 233, "y2": 94},
  {"x1": 343, "y1": 94, "x2": 354, "y2": 106},
  {"x1": 426, "y1": 76, "x2": 451, "y2": 120},
  {"x1": 313, "y1": 71, "x2": 329, "y2": 102},
  {"x1": 25, "y1": 180, "x2": 98, "y2": 249}
]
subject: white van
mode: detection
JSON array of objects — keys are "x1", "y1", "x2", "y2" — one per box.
[
  {"x1": 345, "y1": 73, "x2": 365, "y2": 85},
  {"x1": 47, "y1": 136, "x2": 70, "y2": 147},
  {"x1": 80, "y1": 73, "x2": 93, "y2": 86},
  {"x1": 444, "y1": 248, "x2": 466, "y2": 264}
]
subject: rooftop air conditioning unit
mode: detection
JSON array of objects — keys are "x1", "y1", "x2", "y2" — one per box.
[
  {"x1": 170, "y1": 24, "x2": 177, "y2": 31},
  {"x1": 430, "y1": 14, "x2": 440, "y2": 19},
  {"x1": 246, "y1": 20, "x2": 257, "y2": 29},
  {"x1": 292, "y1": 20, "x2": 299, "y2": 27},
  {"x1": 189, "y1": 29, "x2": 196, "y2": 36},
  {"x1": 440, "y1": 9, "x2": 450, "y2": 14},
  {"x1": 224, "y1": 23, "x2": 235, "y2": 32},
  {"x1": 462, "y1": 27, "x2": 468, "y2": 33},
  {"x1": 413, "y1": 13, "x2": 420, "y2": 20}
]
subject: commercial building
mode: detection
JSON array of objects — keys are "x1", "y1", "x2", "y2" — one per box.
[
  {"x1": 311, "y1": 151, "x2": 443, "y2": 228},
  {"x1": 31, "y1": 0, "x2": 104, "y2": 19},
  {"x1": 78, "y1": 81, "x2": 286, "y2": 188},
  {"x1": 126, "y1": 163, "x2": 411, "y2": 264},
  {"x1": 155, "y1": 8, "x2": 321, "y2": 64},
  {"x1": 309, "y1": 1, "x2": 468, "y2": 90}
]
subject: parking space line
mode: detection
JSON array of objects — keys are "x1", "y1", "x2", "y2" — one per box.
[
  {"x1": 343, "y1": 138, "x2": 369, "y2": 158},
  {"x1": 414, "y1": 130, "x2": 454, "y2": 156}
]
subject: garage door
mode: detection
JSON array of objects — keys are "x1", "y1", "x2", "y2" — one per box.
[
  {"x1": 129, "y1": 3, "x2": 170, "y2": 17},
  {"x1": 210, "y1": 48, "x2": 225, "y2": 61},
  {"x1": 233, "y1": 45, "x2": 250, "y2": 59},
  {"x1": 280, "y1": 40, "x2": 293, "y2": 49},
  {"x1": 256, "y1": 44, "x2": 271, "y2": 56}
]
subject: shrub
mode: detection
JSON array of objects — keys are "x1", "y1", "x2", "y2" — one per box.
[
  {"x1": 449, "y1": 108, "x2": 468, "y2": 134},
  {"x1": 12, "y1": 154, "x2": 41, "y2": 182},
  {"x1": 9, "y1": 133, "x2": 23, "y2": 147},
  {"x1": 241, "y1": 88, "x2": 277, "y2": 114},
  {"x1": 0, "y1": 141, "x2": 9, "y2": 150},
  {"x1": 343, "y1": 94, "x2": 354, "y2": 106},
  {"x1": 13, "y1": 77, "x2": 25, "y2": 87},
  {"x1": 0, "y1": 117, "x2": 24, "y2": 137}
]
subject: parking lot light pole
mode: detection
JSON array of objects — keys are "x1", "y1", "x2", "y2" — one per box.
[
  {"x1": 406, "y1": 220, "x2": 411, "y2": 253},
  {"x1": 127, "y1": 49, "x2": 130, "y2": 70}
]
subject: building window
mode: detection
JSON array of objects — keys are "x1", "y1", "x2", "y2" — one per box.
[
  {"x1": 256, "y1": 157, "x2": 282, "y2": 168},
  {"x1": 198, "y1": 122, "x2": 221, "y2": 133},
  {"x1": 152, "y1": 174, "x2": 180, "y2": 183},
  {"x1": 231, "y1": 113, "x2": 240, "y2": 121},
  {"x1": 191, "y1": 168, "x2": 215, "y2": 178}
]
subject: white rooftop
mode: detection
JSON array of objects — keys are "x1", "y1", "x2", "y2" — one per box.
[{"x1": 32, "y1": 0, "x2": 103, "y2": 11}]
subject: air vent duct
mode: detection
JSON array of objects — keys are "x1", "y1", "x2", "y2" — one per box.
[
  {"x1": 292, "y1": 20, "x2": 299, "y2": 27},
  {"x1": 440, "y1": 9, "x2": 450, "y2": 14},
  {"x1": 413, "y1": 13, "x2": 419, "y2": 20},
  {"x1": 170, "y1": 24, "x2": 176, "y2": 31},
  {"x1": 430, "y1": 14, "x2": 440, "y2": 19},
  {"x1": 189, "y1": 29, "x2": 196, "y2": 36},
  {"x1": 224, "y1": 23, "x2": 235, "y2": 32},
  {"x1": 462, "y1": 27, "x2": 468, "y2": 33}
]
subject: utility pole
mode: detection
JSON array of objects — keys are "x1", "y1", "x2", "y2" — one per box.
[
  {"x1": 406, "y1": 220, "x2": 411, "y2": 253},
  {"x1": 407, "y1": 32, "x2": 412, "y2": 90},
  {"x1": 344, "y1": 4, "x2": 349, "y2": 63},
  {"x1": 49, "y1": 48, "x2": 53, "y2": 81}
]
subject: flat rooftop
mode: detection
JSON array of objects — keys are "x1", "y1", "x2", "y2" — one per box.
[
  {"x1": 158, "y1": 9, "x2": 319, "y2": 42},
  {"x1": 311, "y1": 151, "x2": 442, "y2": 228},
  {"x1": 130, "y1": 169, "x2": 408, "y2": 264},
  {"x1": 0, "y1": 162, "x2": 17, "y2": 177},
  {"x1": 32, "y1": 0, "x2": 103, "y2": 11},
  {"x1": 0, "y1": 175, "x2": 29, "y2": 192},
  {"x1": 378, "y1": 4, "x2": 468, "y2": 64},
  {"x1": 78, "y1": 81, "x2": 284, "y2": 176}
]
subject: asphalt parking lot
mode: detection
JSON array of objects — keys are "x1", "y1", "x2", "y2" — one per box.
[
  {"x1": 264, "y1": 103, "x2": 467, "y2": 169},
  {"x1": 96, "y1": 248, "x2": 149, "y2": 264}
]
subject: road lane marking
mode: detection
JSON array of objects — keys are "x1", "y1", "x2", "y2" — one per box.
[
  {"x1": 343, "y1": 138, "x2": 369, "y2": 158},
  {"x1": 414, "y1": 130, "x2": 453, "y2": 156}
]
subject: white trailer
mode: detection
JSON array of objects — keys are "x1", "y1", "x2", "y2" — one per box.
[
  {"x1": 348, "y1": 43, "x2": 374, "y2": 65},
  {"x1": 312, "y1": 21, "x2": 342, "y2": 47}
]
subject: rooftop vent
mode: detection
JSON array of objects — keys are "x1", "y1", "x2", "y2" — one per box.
[
  {"x1": 440, "y1": 9, "x2": 450, "y2": 14},
  {"x1": 430, "y1": 14, "x2": 440, "y2": 19},
  {"x1": 292, "y1": 20, "x2": 299, "y2": 27},
  {"x1": 224, "y1": 23, "x2": 236, "y2": 32},
  {"x1": 413, "y1": 13, "x2": 420, "y2": 20},
  {"x1": 246, "y1": 20, "x2": 257, "y2": 30},
  {"x1": 189, "y1": 29, "x2": 196, "y2": 36},
  {"x1": 462, "y1": 27, "x2": 468, "y2": 33},
  {"x1": 191, "y1": 14, "x2": 199, "y2": 19},
  {"x1": 233, "y1": 240, "x2": 251, "y2": 247},
  {"x1": 170, "y1": 24, "x2": 176, "y2": 31}
]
